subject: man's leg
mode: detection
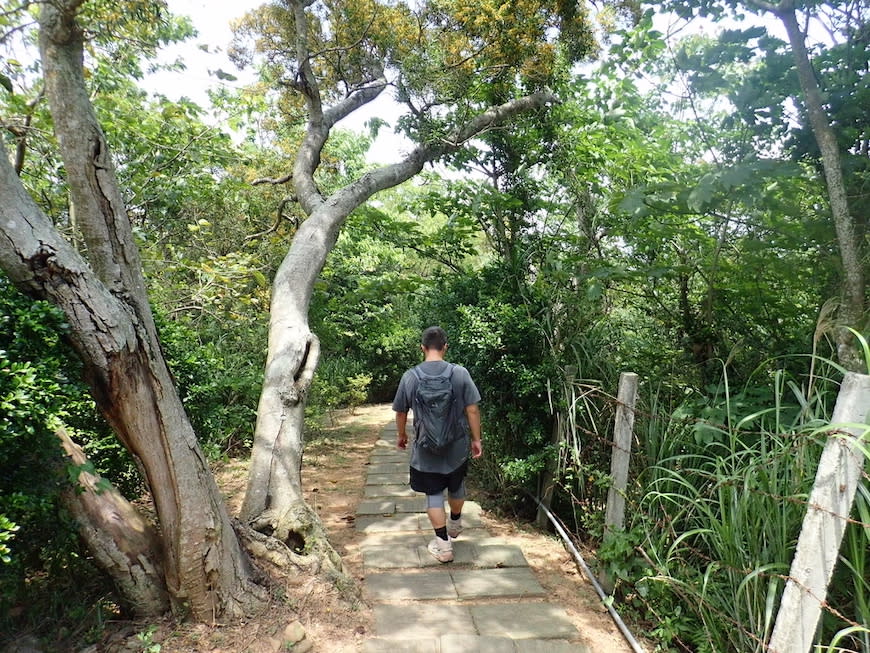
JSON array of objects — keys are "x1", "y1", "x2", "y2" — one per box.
[
  {"x1": 446, "y1": 477, "x2": 467, "y2": 538},
  {"x1": 426, "y1": 492, "x2": 448, "y2": 532},
  {"x1": 425, "y1": 492, "x2": 453, "y2": 562},
  {"x1": 447, "y1": 496, "x2": 465, "y2": 517}
]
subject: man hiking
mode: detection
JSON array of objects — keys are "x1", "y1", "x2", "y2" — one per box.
[{"x1": 392, "y1": 326, "x2": 483, "y2": 563}]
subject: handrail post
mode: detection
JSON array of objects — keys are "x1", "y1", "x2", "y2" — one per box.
[
  {"x1": 598, "y1": 372, "x2": 638, "y2": 593},
  {"x1": 768, "y1": 372, "x2": 870, "y2": 652}
]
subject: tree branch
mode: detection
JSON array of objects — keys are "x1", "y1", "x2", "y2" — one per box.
[
  {"x1": 37, "y1": 0, "x2": 162, "y2": 352},
  {"x1": 252, "y1": 173, "x2": 293, "y2": 186},
  {"x1": 244, "y1": 198, "x2": 299, "y2": 241},
  {"x1": 449, "y1": 91, "x2": 560, "y2": 146},
  {"x1": 332, "y1": 91, "x2": 561, "y2": 218},
  {"x1": 322, "y1": 80, "x2": 387, "y2": 129}
]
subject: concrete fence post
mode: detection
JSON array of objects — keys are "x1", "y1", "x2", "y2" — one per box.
[
  {"x1": 768, "y1": 372, "x2": 870, "y2": 653},
  {"x1": 598, "y1": 372, "x2": 638, "y2": 593}
]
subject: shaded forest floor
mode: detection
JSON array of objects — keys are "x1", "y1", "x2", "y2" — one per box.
[{"x1": 110, "y1": 404, "x2": 640, "y2": 652}]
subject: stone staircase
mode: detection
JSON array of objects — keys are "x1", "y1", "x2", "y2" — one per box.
[{"x1": 359, "y1": 421, "x2": 589, "y2": 653}]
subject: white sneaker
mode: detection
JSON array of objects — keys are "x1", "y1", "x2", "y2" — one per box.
[
  {"x1": 447, "y1": 516, "x2": 463, "y2": 539},
  {"x1": 427, "y1": 537, "x2": 454, "y2": 563}
]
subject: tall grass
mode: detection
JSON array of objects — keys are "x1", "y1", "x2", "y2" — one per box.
[{"x1": 618, "y1": 361, "x2": 870, "y2": 651}]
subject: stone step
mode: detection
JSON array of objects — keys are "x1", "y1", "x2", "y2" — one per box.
[
  {"x1": 365, "y1": 567, "x2": 546, "y2": 601},
  {"x1": 366, "y1": 462, "x2": 409, "y2": 474},
  {"x1": 364, "y1": 484, "x2": 417, "y2": 498},
  {"x1": 370, "y1": 604, "x2": 582, "y2": 642},
  {"x1": 355, "y1": 513, "x2": 489, "y2": 533},
  {"x1": 363, "y1": 542, "x2": 529, "y2": 570},
  {"x1": 360, "y1": 424, "x2": 585, "y2": 651},
  {"x1": 363, "y1": 635, "x2": 588, "y2": 652}
]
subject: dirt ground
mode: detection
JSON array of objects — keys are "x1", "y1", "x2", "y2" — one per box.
[{"x1": 139, "y1": 404, "x2": 641, "y2": 653}]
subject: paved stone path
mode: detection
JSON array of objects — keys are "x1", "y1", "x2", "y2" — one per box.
[{"x1": 360, "y1": 421, "x2": 589, "y2": 653}]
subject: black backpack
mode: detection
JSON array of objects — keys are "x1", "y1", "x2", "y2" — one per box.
[{"x1": 412, "y1": 363, "x2": 462, "y2": 454}]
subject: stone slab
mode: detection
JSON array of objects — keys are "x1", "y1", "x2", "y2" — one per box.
[
  {"x1": 362, "y1": 639, "x2": 437, "y2": 653},
  {"x1": 367, "y1": 473, "x2": 409, "y2": 485},
  {"x1": 361, "y1": 532, "x2": 429, "y2": 547},
  {"x1": 365, "y1": 635, "x2": 584, "y2": 653},
  {"x1": 364, "y1": 484, "x2": 416, "y2": 498},
  {"x1": 363, "y1": 544, "x2": 422, "y2": 570},
  {"x1": 365, "y1": 570, "x2": 457, "y2": 600},
  {"x1": 370, "y1": 453, "x2": 409, "y2": 464},
  {"x1": 367, "y1": 462, "x2": 408, "y2": 474},
  {"x1": 370, "y1": 444, "x2": 411, "y2": 454},
  {"x1": 451, "y1": 568, "x2": 545, "y2": 599},
  {"x1": 369, "y1": 460, "x2": 407, "y2": 469},
  {"x1": 439, "y1": 634, "x2": 517, "y2": 653},
  {"x1": 357, "y1": 500, "x2": 396, "y2": 515},
  {"x1": 515, "y1": 640, "x2": 588, "y2": 653},
  {"x1": 373, "y1": 604, "x2": 476, "y2": 639},
  {"x1": 471, "y1": 604, "x2": 579, "y2": 639},
  {"x1": 418, "y1": 540, "x2": 476, "y2": 566},
  {"x1": 356, "y1": 514, "x2": 424, "y2": 533},
  {"x1": 366, "y1": 540, "x2": 522, "y2": 569},
  {"x1": 394, "y1": 496, "x2": 423, "y2": 513},
  {"x1": 450, "y1": 529, "x2": 508, "y2": 545},
  {"x1": 473, "y1": 544, "x2": 529, "y2": 568}
]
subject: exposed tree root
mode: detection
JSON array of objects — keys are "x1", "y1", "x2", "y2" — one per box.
[{"x1": 235, "y1": 507, "x2": 362, "y2": 607}]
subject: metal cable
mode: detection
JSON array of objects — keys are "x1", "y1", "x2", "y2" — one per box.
[{"x1": 530, "y1": 495, "x2": 647, "y2": 653}]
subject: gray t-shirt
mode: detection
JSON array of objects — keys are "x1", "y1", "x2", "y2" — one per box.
[{"x1": 392, "y1": 360, "x2": 481, "y2": 474}]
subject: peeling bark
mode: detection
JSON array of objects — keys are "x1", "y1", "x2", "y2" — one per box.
[
  {"x1": 57, "y1": 427, "x2": 170, "y2": 617},
  {"x1": 0, "y1": 1, "x2": 270, "y2": 622}
]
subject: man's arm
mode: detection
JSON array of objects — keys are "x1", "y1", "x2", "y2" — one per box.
[
  {"x1": 396, "y1": 411, "x2": 409, "y2": 450},
  {"x1": 465, "y1": 403, "x2": 483, "y2": 458}
]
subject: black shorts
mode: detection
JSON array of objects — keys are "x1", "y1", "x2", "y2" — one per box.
[{"x1": 409, "y1": 461, "x2": 469, "y2": 495}]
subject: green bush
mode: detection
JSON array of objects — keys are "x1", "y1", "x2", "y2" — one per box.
[
  {"x1": 618, "y1": 365, "x2": 870, "y2": 652},
  {"x1": 0, "y1": 275, "x2": 119, "y2": 646},
  {"x1": 155, "y1": 312, "x2": 262, "y2": 458}
]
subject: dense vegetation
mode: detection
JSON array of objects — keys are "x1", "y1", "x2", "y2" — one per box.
[{"x1": 1, "y1": 0, "x2": 867, "y2": 650}]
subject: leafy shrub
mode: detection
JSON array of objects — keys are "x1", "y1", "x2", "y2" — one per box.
[
  {"x1": 155, "y1": 312, "x2": 262, "y2": 458},
  {"x1": 0, "y1": 276, "x2": 119, "y2": 646}
]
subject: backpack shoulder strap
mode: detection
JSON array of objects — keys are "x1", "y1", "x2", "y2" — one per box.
[{"x1": 412, "y1": 363, "x2": 453, "y2": 379}]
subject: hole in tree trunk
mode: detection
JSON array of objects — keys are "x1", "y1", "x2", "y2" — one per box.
[{"x1": 285, "y1": 531, "x2": 305, "y2": 554}]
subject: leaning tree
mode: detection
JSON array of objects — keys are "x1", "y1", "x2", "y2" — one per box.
[
  {"x1": 234, "y1": 0, "x2": 599, "y2": 565},
  {"x1": 0, "y1": 0, "x2": 599, "y2": 622},
  {"x1": 0, "y1": 0, "x2": 266, "y2": 619}
]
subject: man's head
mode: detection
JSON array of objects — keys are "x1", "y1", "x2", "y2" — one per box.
[{"x1": 421, "y1": 326, "x2": 448, "y2": 352}]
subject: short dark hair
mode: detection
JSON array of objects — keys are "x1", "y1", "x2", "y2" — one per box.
[{"x1": 421, "y1": 326, "x2": 447, "y2": 351}]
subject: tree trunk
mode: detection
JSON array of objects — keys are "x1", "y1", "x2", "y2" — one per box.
[
  {"x1": 775, "y1": 2, "x2": 866, "y2": 370},
  {"x1": 57, "y1": 427, "x2": 170, "y2": 617},
  {"x1": 0, "y1": 150, "x2": 267, "y2": 620},
  {"x1": 240, "y1": 86, "x2": 558, "y2": 561},
  {"x1": 0, "y1": 1, "x2": 268, "y2": 621}
]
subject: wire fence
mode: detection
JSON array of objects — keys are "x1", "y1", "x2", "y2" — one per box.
[{"x1": 548, "y1": 376, "x2": 870, "y2": 652}]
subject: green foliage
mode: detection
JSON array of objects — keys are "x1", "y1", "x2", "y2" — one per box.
[
  {"x1": 310, "y1": 207, "x2": 424, "y2": 405},
  {"x1": 0, "y1": 275, "x2": 121, "y2": 647},
  {"x1": 0, "y1": 515, "x2": 17, "y2": 564},
  {"x1": 0, "y1": 278, "x2": 79, "y2": 562},
  {"x1": 155, "y1": 312, "x2": 261, "y2": 458},
  {"x1": 613, "y1": 363, "x2": 869, "y2": 651}
]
